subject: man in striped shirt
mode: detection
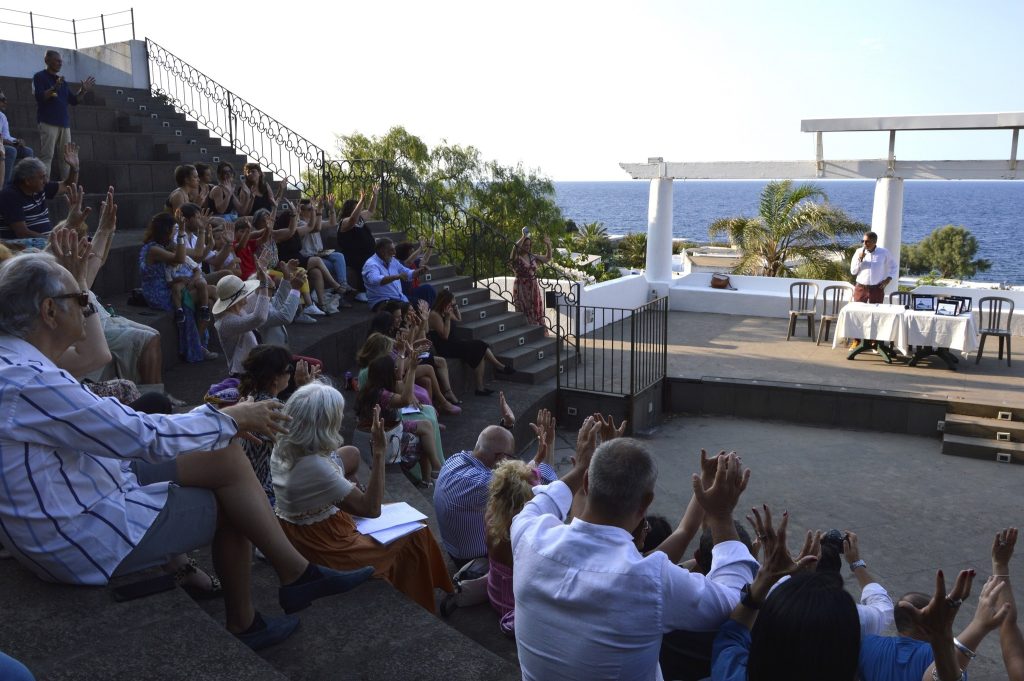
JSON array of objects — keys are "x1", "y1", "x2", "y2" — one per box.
[
  {"x1": 0, "y1": 251, "x2": 373, "y2": 650},
  {"x1": 433, "y1": 396, "x2": 558, "y2": 567}
]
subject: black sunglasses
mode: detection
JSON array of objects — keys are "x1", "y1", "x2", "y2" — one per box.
[{"x1": 53, "y1": 291, "x2": 90, "y2": 307}]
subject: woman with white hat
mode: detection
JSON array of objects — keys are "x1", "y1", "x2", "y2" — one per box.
[{"x1": 213, "y1": 265, "x2": 271, "y2": 375}]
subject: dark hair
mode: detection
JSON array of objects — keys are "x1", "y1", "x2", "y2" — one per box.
[
  {"x1": 142, "y1": 212, "x2": 177, "y2": 246},
  {"x1": 179, "y1": 202, "x2": 201, "y2": 220},
  {"x1": 356, "y1": 354, "x2": 397, "y2": 421},
  {"x1": 640, "y1": 515, "x2": 672, "y2": 554},
  {"x1": 369, "y1": 311, "x2": 397, "y2": 337},
  {"x1": 274, "y1": 210, "x2": 292, "y2": 230},
  {"x1": 340, "y1": 199, "x2": 358, "y2": 219},
  {"x1": 216, "y1": 161, "x2": 234, "y2": 180},
  {"x1": 695, "y1": 522, "x2": 754, "y2": 574},
  {"x1": 243, "y1": 163, "x2": 271, "y2": 195},
  {"x1": 817, "y1": 530, "x2": 845, "y2": 574},
  {"x1": 747, "y1": 572, "x2": 860, "y2": 681},
  {"x1": 239, "y1": 345, "x2": 292, "y2": 397},
  {"x1": 375, "y1": 237, "x2": 394, "y2": 256},
  {"x1": 432, "y1": 288, "x2": 454, "y2": 314},
  {"x1": 195, "y1": 163, "x2": 212, "y2": 180},
  {"x1": 893, "y1": 592, "x2": 930, "y2": 633},
  {"x1": 174, "y1": 164, "x2": 197, "y2": 187},
  {"x1": 395, "y1": 242, "x2": 415, "y2": 263},
  {"x1": 865, "y1": 231, "x2": 878, "y2": 241}
]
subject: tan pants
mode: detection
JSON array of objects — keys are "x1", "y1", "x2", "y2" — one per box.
[{"x1": 37, "y1": 123, "x2": 71, "y2": 180}]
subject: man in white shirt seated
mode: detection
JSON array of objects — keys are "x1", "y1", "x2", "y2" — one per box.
[
  {"x1": 511, "y1": 418, "x2": 759, "y2": 681},
  {"x1": 0, "y1": 250, "x2": 374, "y2": 651}
]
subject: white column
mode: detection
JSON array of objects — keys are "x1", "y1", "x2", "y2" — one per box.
[
  {"x1": 870, "y1": 177, "x2": 904, "y2": 294},
  {"x1": 645, "y1": 177, "x2": 674, "y2": 286}
]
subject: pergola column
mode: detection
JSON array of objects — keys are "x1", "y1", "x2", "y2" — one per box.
[
  {"x1": 645, "y1": 175, "x2": 674, "y2": 285},
  {"x1": 869, "y1": 177, "x2": 904, "y2": 294}
]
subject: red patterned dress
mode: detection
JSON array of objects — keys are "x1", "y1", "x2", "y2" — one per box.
[{"x1": 512, "y1": 255, "x2": 544, "y2": 326}]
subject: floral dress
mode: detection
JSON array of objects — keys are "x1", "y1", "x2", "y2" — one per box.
[
  {"x1": 512, "y1": 255, "x2": 544, "y2": 326},
  {"x1": 139, "y1": 241, "x2": 205, "y2": 363}
]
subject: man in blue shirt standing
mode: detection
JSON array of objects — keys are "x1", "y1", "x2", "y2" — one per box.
[{"x1": 32, "y1": 50, "x2": 94, "y2": 179}]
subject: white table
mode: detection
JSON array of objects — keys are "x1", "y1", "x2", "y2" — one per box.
[
  {"x1": 834, "y1": 303, "x2": 980, "y2": 369},
  {"x1": 833, "y1": 303, "x2": 909, "y2": 362}
]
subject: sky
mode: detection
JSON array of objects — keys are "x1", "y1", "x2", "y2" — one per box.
[{"x1": 4, "y1": 0, "x2": 1023, "y2": 180}]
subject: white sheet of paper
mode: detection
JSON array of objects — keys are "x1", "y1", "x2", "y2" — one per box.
[
  {"x1": 353, "y1": 502, "x2": 427, "y2": 535},
  {"x1": 400, "y1": 406, "x2": 421, "y2": 415},
  {"x1": 370, "y1": 521, "x2": 426, "y2": 545}
]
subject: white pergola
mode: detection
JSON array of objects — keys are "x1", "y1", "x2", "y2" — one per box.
[{"x1": 621, "y1": 112, "x2": 1024, "y2": 291}]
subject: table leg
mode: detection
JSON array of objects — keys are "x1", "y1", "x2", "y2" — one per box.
[{"x1": 847, "y1": 340, "x2": 894, "y2": 364}]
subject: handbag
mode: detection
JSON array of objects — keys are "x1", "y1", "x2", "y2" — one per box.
[
  {"x1": 710, "y1": 273, "x2": 737, "y2": 290},
  {"x1": 383, "y1": 421, "x2": 421, "y2": 469}
]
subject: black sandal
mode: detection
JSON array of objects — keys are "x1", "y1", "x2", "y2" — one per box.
[{"x1": 175, "y1": 556, "x2": 223, "y2": 601}]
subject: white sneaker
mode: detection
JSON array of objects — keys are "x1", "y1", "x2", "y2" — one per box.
[
  {"x1": 354, "y1": 292, "x2": 368, "y2": 302},
  {"x1": 323, "y1": 299, "x2": 340, "y2": 314},
  {"x1": 303, "y1": 304, "x2": 326, "y2": 317},
  {"x1": 294, "y1": 313, "x2": 318, "y2": 324}
]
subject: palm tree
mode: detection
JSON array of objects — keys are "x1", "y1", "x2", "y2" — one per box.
[
  {"x1": 708, "y1": 180, "x2": 867, "y2": 278},
  {"x1": 572, "y1": 222, "x2": 612, "y2": 256},
  {"x1": 615, "y1": 232, "x2": 648, "y2": 269}
]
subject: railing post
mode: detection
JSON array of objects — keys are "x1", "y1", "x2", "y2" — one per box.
[
  {"x1": 629, "y1": 307, "x2": 637, "y2": 396},
  {"x1": 29, "y1": 12, "x2": 35, "y2": 44},
  {"x1": 101, "y1": 14, "x2": 106, "y2": 44},
  {"x1": 131, "y1": 8, "x2": 136, "y2": 40},
  {"x1": 72, "y1": 19, "x2": 78, "y2": 49},
  {"x1": 226, "y1": 92, "x2": 235, "y2": 149}
]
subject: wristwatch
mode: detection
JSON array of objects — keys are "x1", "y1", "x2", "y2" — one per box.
[{"x1": 740, "y1": 583, "x2": 761, "y2": 610}]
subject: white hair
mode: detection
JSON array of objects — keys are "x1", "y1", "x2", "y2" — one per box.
[
  {"x1": 271, "y1": 382, "x2": 346, "y2": 471},
  {"x1": 0, "y1": 253, "x2": 67, "y2": 338}
]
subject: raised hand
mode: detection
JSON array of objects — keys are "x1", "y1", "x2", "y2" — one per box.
[
  {"x1": 530, "y1": 408, "x2": 556, "y2": 465},
  {"x1": 572, "y1": 415, "x2": 601, "y2": 470},
  {"x1": 294, "y1": 359, "x2": 321, "y2": 387},
  {"x1": 98, "y1": 186, "x2": 117, "y2": 233},
  {"x1": 597, "y1": 413, "x2": 627, "y2": 442},
  {"x1": 63, "y1": 142, "x2": 80, "y2": 170},
  {"x1": 48, "y1": 227, "x2": 93, "y2": 287},
  {"x1": 897, "y1": 569, "x2": 976, "y2": 645},
  {"x1": 370, "y1": 404, "x2": 386, "y2": 458},
  {"x1": 797, "y1": 529, "x2": 823, "y2": 572},
  {"x1": 971, "y1": 576, "x2": 1014, "y2": 632},
  {"x1": 994, "y1": 527, "x2": 1018, "y2": 569},
  {"x1": 498, "y1": 391, "x2": 515, "y2": 427},
  {"x1": 63, "y1": 183, "x2": 91, "y2": 232},
  {"x1": 699, "y1": 449, "x2": 727, "y2": 490},
  {"x1": 691, "y1": 452, "x2": 750, "y2": 519},
  {"x1": 748, "y1": 506, "x2": 817, "y2": 601}
]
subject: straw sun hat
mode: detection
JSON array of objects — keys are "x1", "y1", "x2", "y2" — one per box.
[{"x1": 211, "y1": 275, "x2": 261, "y2": 315}]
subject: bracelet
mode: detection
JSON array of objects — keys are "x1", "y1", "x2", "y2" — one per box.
[
  {"x1": 849, "y1": 559, "x2": 867, "y2": 571},
  {"x1": 953, "y1": 637, "x2": 977, "y2": 660},
  {"x1": 992, "y1": 574, "x2": 1010, "y2": 577},
  {"x1": 931, "y1": 669, "x2": 964, "y2": 681}
]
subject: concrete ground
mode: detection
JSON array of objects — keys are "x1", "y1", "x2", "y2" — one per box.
[{"x1": 665, "y1": 311, "x2": 1024, "y2": 407}]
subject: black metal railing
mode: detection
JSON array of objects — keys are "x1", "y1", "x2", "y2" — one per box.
[
  {"x1": 146, "y1": 38, "x2": 327, "y2": 192},
  {"x1": 0, "y1": 7, "x2": 134, "y2": 48},
  {"x1": 557, "y1": 296, "x2": 668, "y2": 396}
]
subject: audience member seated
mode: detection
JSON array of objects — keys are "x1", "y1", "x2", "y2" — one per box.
[
  {"x1": 395, "y1": 238, "x2": 437, "y2": 308},
  {"x1": 237, "y1": 163, "x2": 283, "y2": 217},
  {"x1": 237, "y1": 345, "x2": 338, "y2": 500},
  {"x1": 299, "y1": 195, "x2": 352, "y2": 305},
  {"x1": 166, "y1": 164, "x2": 208, "y2": 212},
  {"x1": 205, "y1": 220, "x2": 242, "y2": 281},
  {"x1": 356, "y1": 354, "x2": 443, "y2": 486},
  {"x1": 253, "y1": 208, "x2": 324, "y2": 318},
  {"x1": 0, "y1": 90, "x2": 34, "y2": 187},
  {"x1": 273, "y1": 205, "x2": 347, "y2": 314},
  {"x1": 362, "y1": 237, "x2": 433, "y2": 311},
  {"x1": 428, "y1": 289, "x2": 514, "y2": 396},
  {"x1": 396, "y1": 300, "x2": 461, "y2": 408},
  {"x1": 435, "y1": 396, "x2": 556, "y2": 569},
  {"x1": 513, "y1": 428, "x2": 758, "y2": 680},
  {"x1": 258, "y1": 260, "x2": 307, "y2": 347},
  {"x1": 0, "y1": 145, "x2": 78, "y2": 243},
  {"x1": 205, "y1": 161, "x2": 242, "y2": 221},
  {"x1": 337, "y1": 189, "x2": 379, "y2": 298},
  {"x1": 213, "y1": 268, "x2": 271, "y2": 375},
  {"x1": 272, "y1": 389, "x2": 453, "y2": 613},
  {"x1": 357, "y1": 331, "x2": 434, "y2": 407},
  {"x1": 139, "y1": 212, "x2": 216, "y2": 363},
  {"x1": 0, "y1": 251, "x2": 375, "y2": 651}
]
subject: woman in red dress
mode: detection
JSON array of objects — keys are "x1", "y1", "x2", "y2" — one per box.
[{"x1": 510, "y1": 227, "x2": 552, "y2": 327}]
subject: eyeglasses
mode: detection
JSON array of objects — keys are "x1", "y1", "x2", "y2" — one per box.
[
  {"x1": 862, "y1": 240, "x2": 874, "y2": 244},
  {"x1": 53, "y1": 291, "x2": 90, "y2": 307}
]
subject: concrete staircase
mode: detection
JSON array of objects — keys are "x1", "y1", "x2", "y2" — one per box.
[{"x1": 941, "y1": 403, "x2": 1024, "y2": 464}]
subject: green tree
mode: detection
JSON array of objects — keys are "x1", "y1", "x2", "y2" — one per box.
[
  {"x1": 901, "y1": 225, "x2": 991, "y2": 279},
  {"x1": 708, "y1": 180, "x2": 867, "y2": 277},
  {"x1": 571, "y1": 222, "x2": 612, "y2": 256},
  {"x1": 615, "y1": 232, "x2": 648, "y2": 269}
]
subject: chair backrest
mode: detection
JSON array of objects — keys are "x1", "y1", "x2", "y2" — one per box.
[
  {"x1": 822, "y1": 285, "x2": 853, "y2": 316},
  {"x1": 889, "y1": 291, "x2": 912, "y2": 307},
  {"x1": 977, "y1": 296, "x2": 1015, "y2": 331},
  {"x1": 789, "y1": 281, "x2": 819, "y2": 312}
]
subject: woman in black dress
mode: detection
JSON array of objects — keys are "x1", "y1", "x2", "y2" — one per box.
[{"x1": 427, "y1": 289, "x2": 514, "y2": 396}]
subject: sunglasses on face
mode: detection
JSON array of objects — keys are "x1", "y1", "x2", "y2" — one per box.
[{"x1": 53, "y1": 291, "x2": 91, "y2": 307}]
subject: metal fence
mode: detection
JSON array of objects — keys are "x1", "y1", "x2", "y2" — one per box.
[
  {"x1": 557, "y1": 296, "x2": 668, "y2": 396},
  {"x1": 0, "y1": 7, "x2": 134, "y2": 48}
]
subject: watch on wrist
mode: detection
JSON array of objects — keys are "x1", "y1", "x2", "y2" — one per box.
[
  {"x1": 849, "y1": 559, "x2": 867, "y2": 572},
  {"x1": 740, "y1": 583, "x2": 761, "y2": 610}
]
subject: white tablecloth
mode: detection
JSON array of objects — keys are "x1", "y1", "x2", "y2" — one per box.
[
  {"x1": 833, "y1": 303, "x2": 980, "y2": 357},
  {"x1": 904, "y1": 310, "x2": 979, "y2": 353}
]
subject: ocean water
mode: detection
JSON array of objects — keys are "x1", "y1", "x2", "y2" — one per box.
[{"x1": 554, "y1": 180, "x2": 1024, "y2": 285}]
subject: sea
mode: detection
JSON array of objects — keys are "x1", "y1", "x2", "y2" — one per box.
[{"x1": 553, "y1": 180, "x2": 1024, "y2": 286}]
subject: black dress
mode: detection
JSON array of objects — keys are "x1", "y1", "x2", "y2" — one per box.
[{"x1": 428, "y1": 320, "x2": 488, "y2": 368}]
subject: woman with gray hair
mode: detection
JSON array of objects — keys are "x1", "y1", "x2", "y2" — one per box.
[{"x1": 271, "y1": 384, "x2": 453, "y2": 614}]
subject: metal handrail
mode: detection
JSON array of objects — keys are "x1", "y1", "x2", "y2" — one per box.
[{"x1": 0, "y1": 7, "x2": 134, "y2": 48}]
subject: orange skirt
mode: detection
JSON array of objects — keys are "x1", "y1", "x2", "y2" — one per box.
[{"x1": 279, "y1": 511, "x2": 453, "y2": 614}]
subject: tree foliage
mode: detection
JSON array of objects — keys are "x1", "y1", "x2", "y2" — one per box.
[
  {"x1": 900, "y1": 225, "x2": 991, "y2": 279},
  {"x1": 708, "y1": 180, "x2": 867, "y2": 278},
  {"x1": 615, "y1": 232, "x2": 648, "y2": 269},
  {"x1": 570, "y1": 222, "x2": 612, "y2": 256}
]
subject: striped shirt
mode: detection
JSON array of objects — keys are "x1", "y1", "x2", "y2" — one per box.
[
  {"x1": 0, "y1": 336, "x2": 237, "y2": 585},
  {"x1": 432, "y1": 450, "x2": 556, "y2": 560}
]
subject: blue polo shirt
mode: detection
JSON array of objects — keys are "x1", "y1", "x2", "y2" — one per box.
[
  {"x1": 33, "y1": 70, "x2": 79, "y2": 128},
  {"x1": 858, "y1": 635, "x2": 942, "y2": 681}
]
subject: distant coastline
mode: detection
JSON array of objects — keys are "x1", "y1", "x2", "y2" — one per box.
[{"x1": 554, "y1": 180, "x2": 1024, "y2": 285}]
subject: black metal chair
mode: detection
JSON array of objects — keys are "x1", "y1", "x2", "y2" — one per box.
[
  {"x1": 976, "y1": 296, "x2": 1014, "y2": 366},
  {"x1": 817, "y1": 284, "x2": 853, "y2": 346},
  {"x1": 888, "y1": 291, "x2": 911, "y2": 308},
  {"x1": 787, "y1": 282, "x2": 819, "y2": 341}
]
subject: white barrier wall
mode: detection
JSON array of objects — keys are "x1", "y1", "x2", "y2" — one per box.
[
  {"x1": 669, "y1": 272, "x2": 851, "y2": 318},
  {"x1": 0, "y1": 38, "x2": 149, "y2": 89}
]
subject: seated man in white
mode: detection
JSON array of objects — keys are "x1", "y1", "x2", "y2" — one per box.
[
  {"x1": 512, "y1": 419, "x2": 758, "y2": 681},
  {"x1": 0, "y1": 250, "x2": 373, "y2": 651}
]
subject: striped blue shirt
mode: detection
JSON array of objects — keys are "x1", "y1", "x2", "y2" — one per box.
[
  {"x1": 0, "y1": 336, "x2": 236, "y2": 585},
  {"x1": 432, "y1": 450, "x2": 556, "y2": 560}
]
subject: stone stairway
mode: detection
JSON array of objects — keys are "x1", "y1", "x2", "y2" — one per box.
[{"x1": 941, "y1": 403, "x2": 1024, "y2": 464}]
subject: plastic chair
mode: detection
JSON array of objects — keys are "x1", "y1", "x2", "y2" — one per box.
[
  {"x1": 888, "y1": 291, "x2": 911, "y2": 308},
  {"x1": 787, "y1": 282, "x2": 819, "y2": 340},
  {"x1": 816, "y1": 285, "x2": 853, "y2": 345},
  {"x1": 975, "y1": 296, "x2": 1014, "y2": 366}
]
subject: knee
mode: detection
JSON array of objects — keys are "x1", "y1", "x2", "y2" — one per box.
[{"x1": 338, "y1": 445, "x2": 361, "y2": 475}]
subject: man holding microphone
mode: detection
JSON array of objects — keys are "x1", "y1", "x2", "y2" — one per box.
[{"x1": 850, "y1": 231, "x2": 898, "y2": 303}]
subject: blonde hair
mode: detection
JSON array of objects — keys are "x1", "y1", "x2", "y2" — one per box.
[
  {"x1": 271, "y1": 381, "x2": 345, "y2": 471},
  {"x1": 357, "y1": 332, "x2": 394, "y2": 368},
  {"x1": 485, "y1": 460, "x2": 536, "y2": 545}
]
